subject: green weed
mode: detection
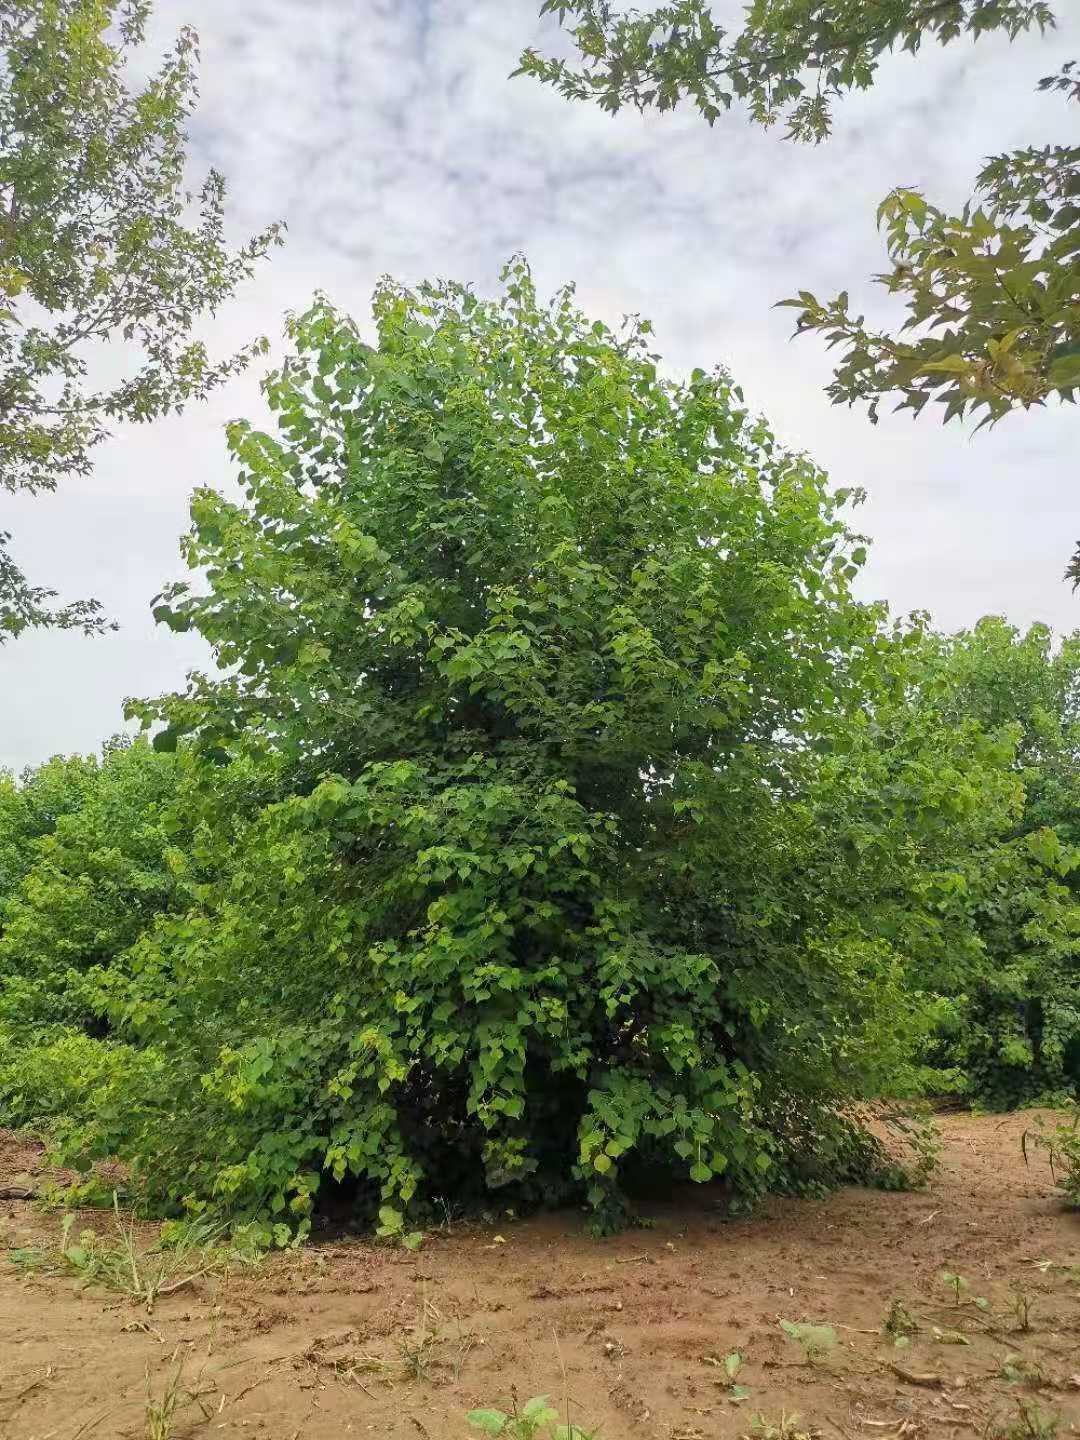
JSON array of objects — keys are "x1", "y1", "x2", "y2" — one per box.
[
  {"x1": 1000, "y1": 1355, "x2": 1051, "y2": 1389},
  {"x1": 144, "y1": 1346, "x2": 217, "y2": 1439},
  {"x1": 992, "y1": 1400, "x2": 1060, "y2": 1440},
  {"x1": 375, "y1": 1203, "x2": 424, "y2": 1251},
  {"x1": 9, "y1": 1195, "x2": 262, "y2": 1311},
  {"x1": 940, "y1": 1270, "x2": 968, "y2": 1305},
  {"x1": 1024, "y1": 1108, "x2": 1080, "y2": 1208},
  {"x1": 1009, "y1": 1288, "x2": 1035, "y2": 1332},
  {"x1": 744, "y1": 1412, "x2": 819, "y2": 1440},
  {"x1": 883, "y1": 1298, "x2": 919, "y2": 1344},
  {"x1": 704, "y1": 1349, "x2": 750, "y2": 1400},
  {"x1": 939, "y1": 1270, "x2": 988, "y2": 1310},
  {"x1": 468, "y1": 1395, "x2": 598, "y2": 1440},
  {"x1": 778, "y1": 1320, "x2": 836, "y2": 1365}
]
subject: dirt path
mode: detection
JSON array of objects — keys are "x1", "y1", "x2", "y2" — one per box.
[{"x1": 2, "y1": 1113, "x2": 1079, "y2": 1440}]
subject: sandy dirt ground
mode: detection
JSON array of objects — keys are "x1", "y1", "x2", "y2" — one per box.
[{"x1": 1, "y1": 1112, "x2": 1079, "y2": 1440}]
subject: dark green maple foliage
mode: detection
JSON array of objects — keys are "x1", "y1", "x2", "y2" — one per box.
[
  {"x1": 521, "y1": 3, "x2": 1077, "y2": 446},
  {"x1": 519, "y1": 1, "x2": 1051, "y2": 140},
  {"x1": 781, "y1": 66, "x2": 1080, "y2": 430},
  {"x1": 0, "y1": 0, "x2": 283, "y2": 640}
]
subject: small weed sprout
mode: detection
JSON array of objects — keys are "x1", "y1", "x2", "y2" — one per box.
[
  {"x1": 778, "y1": 1320, "x2": 836, "y2": 1366},
  {"x1": 1023, "y1": 1106, "x2": 1080, "y2": 1208},
  {"x1": 144, "y1": 1347, "x2": 216, "y2": 1440},
  {"x1": 745, "y1": 1412, "x2": 819, "y2": 1440},
  {"x1": 435, "y1": 1196, "x2": 462, "y2": 1234},
  {"x1": 1009, "y1": 1288, "x2": 1034, "y2": 1332},
  {"x1": 8, "y1": 1195, "x2": 263, "y2": 1311},
  {"x1": 375, "y1": 1203, "x2": 424, "y2": 1251},
  {"x1": 993, "y1": 1400, "x2": 1061, "y2": 1440},
  {"x1": 468, "y1": 1395, "x2": 598, "y2": 1440},
  {"x1": 939, "y1": 1270, "x2": 989, "y2": 1311},
  {"x1": 704, "y1": 1350, "x2": 750, "y2": 1400},
  {"x1": 1000, "y1": 1355, "x2": 1050, "y2": 1389},
  {"x1": 883, "y1": 1299, "x2": 918, "y2": 1345},
  {"x1": 398, "y1": 1282, "x2": 443, "y2": 1381},
  {"x1": 144, "y1": 1357, "x2": 184, "y2": 1440},
  {"x1": 941, "y1": 1271, "x2": 969, "y2": 1306}
]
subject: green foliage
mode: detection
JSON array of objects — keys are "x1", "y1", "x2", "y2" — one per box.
[
  {"x1": 884, "y1": 1298, "x2": 919, "y2": 1341},
  {"x1": 8, "y1": 1198, "x2": 264, "y2": 1311},
  {"x1": 6, "y1": 261, "x2": 1071, "y2": 1235},
  {"x1": 0, "y1": 748, "x2": 101, "y2": 906},
  {"x1": 1027, "y1": 1105, "x2": 1080, "y2": 1206},
  {"x1": 715, "y1": 1350, "x2": 750, "y2": 1399},
  {"x1": 746, "y1": 1413, "x2": 817, "y2": 1440},
  {"x1": 781, "y1": 67, "x2": 1080, "y2": 431},
  {"x1": 0, "y1": 534, "x2": 109, "y2": 643},
  {"x1": 939, "y1": 1271, "x2": 988, "y2": 1310},
  {"x1": 519, "y1": 2, "x2": 1051, "y2": 140},
  {"x1": 0, "y1": 0, "x2": 283, "y2": 639},
  {"x1": 0, "y1": 738, "x2": 286, "y2": 1141},
  {"x1": 0, "y1": 1021, "x2": 166, "y2": 1132},
  {"x1": 467, "y1": 1395, "x2": 596, "y2": 1440},
  {"x1": 50, "y1": 256, "x2": 963, "y2": 1230},
  {"x1": 779, "y1": 1319, "x2": 837, "y2": 1364},
  {"x1": 993, "y1": 1401, "x2": 1061, "y2": 1440},
  {"x1": 0, "y1": 738, "x2": 186, "y2": 1033},
  {"x1": 895, "y1": 621, "x2": 1080, "y2": 1106}
]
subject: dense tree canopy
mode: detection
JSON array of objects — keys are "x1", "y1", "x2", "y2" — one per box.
[
  {"x1": 0, "y1": 0, "x2": 282, "y2": 640},
  {"x1": 0, "y1": 749, "x2": 100, "y2": 907},
  {"x1": 898, "y1": 620, "x2": 1080, "y2": 1104},
  {"x1": 0, "y1": 738, "x2": 185, "y2": 1033}
]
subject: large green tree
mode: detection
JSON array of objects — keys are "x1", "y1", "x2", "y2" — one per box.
[
  {"x1": 46, "y1": 258, "x2": 997, "y2": 1233},
  {"x1": 0, "y1": 0, "x2": 282, "y2": 640},
  {"x1": 521, "y1": 3, "x2": 1078, "y2": 435}
]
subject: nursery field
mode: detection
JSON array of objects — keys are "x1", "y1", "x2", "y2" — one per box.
[{"x1": 2, "y1": 1113, "x2": 1079, "y2": 1440}]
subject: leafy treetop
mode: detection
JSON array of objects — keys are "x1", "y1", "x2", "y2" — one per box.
[
  {"x1": 780, "y1": 64, "x2": 1080, "y2": 430},
  {"x1": 99, "y1": 258, "x2": 932, "y2": 1229},
  {"x1": 518, "y1": 1, "x2": 1054, "y2": 141}
]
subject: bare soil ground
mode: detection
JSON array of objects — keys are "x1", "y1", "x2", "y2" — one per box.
[{"x1": 1, "y1": 1112, "x2": 1079, "y2": 1440}]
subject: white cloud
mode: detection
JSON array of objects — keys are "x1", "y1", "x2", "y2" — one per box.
[{"x1": 2, "y1": 0, "x2": 1076, "y2": 770}]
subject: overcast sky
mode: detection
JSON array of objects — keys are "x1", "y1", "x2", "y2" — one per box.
[{"x1": 2, "y1": 0, "x2": 1077, "y2": 772}]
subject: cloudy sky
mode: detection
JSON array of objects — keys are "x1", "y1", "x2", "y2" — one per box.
[{"x1": 2, "y1": 0, "x2": 1077, "y2": 772}]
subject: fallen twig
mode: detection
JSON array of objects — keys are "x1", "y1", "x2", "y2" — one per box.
[
  {"x1": 69, "y1": 1405, "x2": 115, "y2": 1440},
  {"x1": 12, "y1": 1366, "x2": 55, "y2": 1401},
  {"x1": 889, "y1": 1362, "x2": 945, "y2": 1388}
]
